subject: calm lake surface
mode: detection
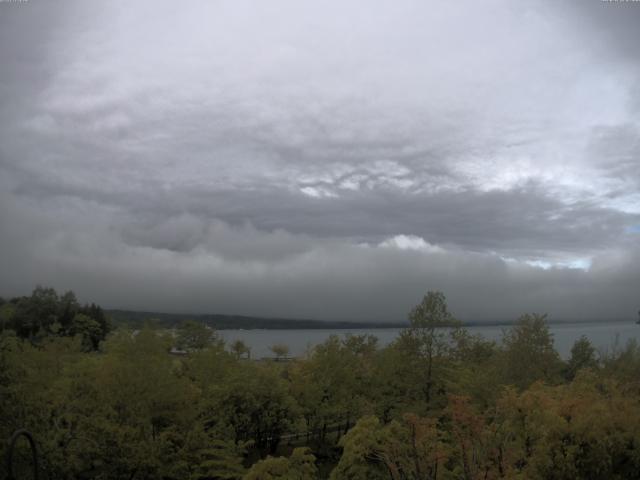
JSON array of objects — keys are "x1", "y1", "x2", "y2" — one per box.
[{"x1": 219, "y1": 321, "x2": 640, "y2": 359}]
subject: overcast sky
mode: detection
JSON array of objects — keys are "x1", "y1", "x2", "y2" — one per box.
[{"x1": 0, "y1": 0, "x2": 639, "y2": 321}]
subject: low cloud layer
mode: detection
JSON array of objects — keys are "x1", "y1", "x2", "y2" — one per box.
[{"x1": 1, "y1": 0, "x2": 639, "y2": 321}]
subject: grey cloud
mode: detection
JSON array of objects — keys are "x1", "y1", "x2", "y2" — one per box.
[
  {"x1": 120, "y1": 213, "x2": 317, "y2": 262},
  {"x1": 1, "y1": 0, "x2": 639, "y2": 320},
  {"x1": 561, "y1": 0, "x2": 640, "y2": 63},
  {"x1": 588, "y1": 124, "x2": 640, "y2": 182},
  {"x1": 9, "y1": 170, "x2": 634, "y2": 262},
  {"x1": 1, "y1": 188, "x2": 639, "y2": 322}
]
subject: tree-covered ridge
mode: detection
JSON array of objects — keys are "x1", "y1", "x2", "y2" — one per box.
[
  {"x1": 1, "y1": 290, "x2": 640, "y2": 479},
  {"x1": 106, "y1": 309, "x2": 407, "y2": 331}
]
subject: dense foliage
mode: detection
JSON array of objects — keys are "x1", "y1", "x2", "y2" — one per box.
[
  {"x1": 2, "y1": 289, "x2": 640, "y2": 479},
  {"x1": 0, "y1": 286, "x2": 110, "y2": 351}
]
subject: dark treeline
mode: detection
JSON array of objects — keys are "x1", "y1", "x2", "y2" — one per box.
[
  {"x1": 0, "y1": 286, "x2": 110, "y2": 350},
  {"x1": 1, "y1": 288, "x2": 640, "y2": 479},
  {"x1": 106, "y1": 309, "x2": 405, "y2": 330}
]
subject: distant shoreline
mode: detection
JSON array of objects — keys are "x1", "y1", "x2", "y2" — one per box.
[{"x1": 106, "y1": 309, "x2": 635, "y2": 330}]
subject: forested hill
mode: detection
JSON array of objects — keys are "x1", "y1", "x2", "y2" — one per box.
[
  {"x1": 106, "y1": 309, "x2": 614, "y2": 330},
  {"x1": 106, "y1": 309, "x2": 407, "y2": 330}
]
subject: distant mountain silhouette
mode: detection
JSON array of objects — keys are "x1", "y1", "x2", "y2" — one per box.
[{"x1": 106, "y1": 309, "x2": 407, "y2": 330}]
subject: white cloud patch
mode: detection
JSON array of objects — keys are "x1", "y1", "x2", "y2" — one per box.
[
  {"x1": 525, "y1": 258, "x2": 592, "y2": 271},
  {"x1": 379, "y1": 235, "x2": 444, "y2": 253},
  {"x1": 299, "y1": 186, "x2": 338, "y2": 199}
]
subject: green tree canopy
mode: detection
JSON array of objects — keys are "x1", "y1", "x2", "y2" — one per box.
[
  {"x1": 176, "y1": 320, "x2": 220, "y2": 351},
  {"x1": 244, "y1": 448, "x2": 317, "y2": 480},
  {"x1": 231, "y1": 339, "x2": 251, "y2": 359},
  {"x1": 270, "y1": 344, "x2": 290, "y2": 360},
  {"x1": 565, "y1": 335, "x2": 598, "y2": 380},
  {"x1": 501, "y1": 313, "x2": 563, "y2": 389}
]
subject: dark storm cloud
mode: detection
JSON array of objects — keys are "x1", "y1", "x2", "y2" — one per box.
[
  {"x1": 0, "y1": 0, "x2": 639, "y2": 320},
  {"x1": 2, "y1": 187, "x2": 639, "y2": 321}
]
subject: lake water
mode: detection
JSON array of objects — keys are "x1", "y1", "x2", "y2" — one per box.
[{"x1": 219, "y1": 321, "x2": 640, "y2": 359}]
